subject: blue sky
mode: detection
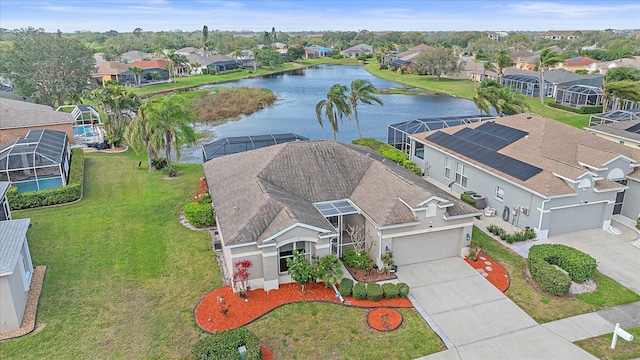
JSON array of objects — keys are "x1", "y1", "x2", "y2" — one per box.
[{"x1": 1, "y1": 0, "x2": 639, "y2": 33}]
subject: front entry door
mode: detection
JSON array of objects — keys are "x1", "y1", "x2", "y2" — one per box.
[{"x1": 613, "y1": 180, "x2": 627, "y2": 215}]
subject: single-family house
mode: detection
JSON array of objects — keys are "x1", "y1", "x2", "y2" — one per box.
[
  {"x1": 408, "y1": 114, "x2": 640, "y2": 240},
  {"x1": 91, "y1": 61, "x2": 136, "y2": 86},
  {"x1": 510, "y1": 50, "x2": 537, "y2": 71},
  {"x1": 186, "y1": 54, "x2": 240, "y2": 74},
  {"x1": 545, "y1": 69, "x2": 604, "y2": 97},
  {"x1": 203, "y1": 140, "x2": 479, "y2": 291},
  {"x1": 131, "y1": 59, "x2": 171, "y2": 83},
  {"x1": 0, "y1": 182, "x2": 11, "y2": 220},
  {"x1": 558, "y1": 56, "x2": 600, "y2": 72},
  {"x1": 484, "y1": 31, "x2": 506, "y2": 41},
  {"x1": 0, "y1": 216, "x2": 33, "y2": 333},
  {"x1": 587, "y1": 56, "x2": 640, "y2": 76},
  {"x1": 0, "y1": 98, "x2": 75, "y2": 145},
  {"x1": 120, "y1": 50, "x2": 154, "y2": 63},
  {"x1": 304, "y1": 45, "x2": 333, "y2": 59},
  {"x1": 586, "y1": 119, "x2": 640, "y2": 149},
  {"x1": 537, "y1": 30, "x2": 581, "y2": 40},
  {"x1": 340, "y1": 43, "x2": 373, "y2": 58}
]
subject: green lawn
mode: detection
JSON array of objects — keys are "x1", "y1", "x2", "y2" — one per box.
[
  {"x1": 473, "y1": 226, "x2": 640, "y2": 323},
  {"x1": 0, "y1": 152, "x2": 219, "y2": 359},
  {"x1": 247, "y1": 302, "x2": 444, "y2": 359},
  {"x1": 575, "y1": 326, "x2": 640, "y2": 360}
]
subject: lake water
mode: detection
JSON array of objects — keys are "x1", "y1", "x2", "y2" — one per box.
[{"x1": 181, "y1": 64, "x2": 479, "y2": 163}]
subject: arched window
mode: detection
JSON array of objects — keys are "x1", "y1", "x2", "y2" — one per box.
[{"x1": 278, "y1": 241, "x2": 310, "y2": 273}]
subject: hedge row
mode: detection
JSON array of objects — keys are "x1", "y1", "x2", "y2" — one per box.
[
  {"x1": 486, "y1": 224, "x2": 536, "y2": 244},
  {"x1": 528, "y1": 244, "x2": 596, "y2": 296},
  {"x1": 548, "y1": 102, "x2": 603, "y2": 114},
  {"x1": 190, "y1": 328, "x2": 261, "y2": 360},
  {"x1": 339, "y1": 280, "x2": 409, "y2": 301},
  {"x1": 352, "y1": 138, "x2": 422, "y2": 176},
  {"x1": 8, "y1": 148, "x2": 84, "y2": 210},
  {"x1": 184, "y1": 202, "x2": 215, "y2": 228}
]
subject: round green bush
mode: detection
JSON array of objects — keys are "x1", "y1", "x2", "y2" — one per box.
[
  {"x1": 397, "y1": 283, "x2": 410, "y2": 298},
  {"x1": 184, "y1": 202, "x2": 215, "y2": 228},
  {"x1": 366, "y1": 282, "x2": 383, "y2": 301},
  {"x1": 528, "y1": 244, "x2": 596, "y2": 296},
  {"x1": 191, "y1": 328, "x2": 261, "y2": 360},
  {"x1": 353, "y1": 282, "x2": 367, "y2": 300},
  {"x1": 382, "y1": 283, "x2": 399, "y2": 299},
  {"x1": 338, "y1": 278, "x2": 354, "y2": 297}
]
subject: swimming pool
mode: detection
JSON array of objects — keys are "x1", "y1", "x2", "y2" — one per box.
[
  {"x1": 13, "y1": 174, "x2": 63, "y2": 193},
  {"x1": 73, "y1": 125, "x2": 95, "y2": 137}
]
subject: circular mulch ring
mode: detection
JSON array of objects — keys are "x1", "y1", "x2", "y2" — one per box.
[
  {"x1": 366, "y1": 308, "x2": 403, "y2": 331},
  {"x1": 261, "y1": 343, "x2": 273, "y2": 360}
]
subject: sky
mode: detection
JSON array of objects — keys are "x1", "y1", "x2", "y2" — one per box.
[{"x1": 1, "y1": 0, "x2": 639, "y2": 33}]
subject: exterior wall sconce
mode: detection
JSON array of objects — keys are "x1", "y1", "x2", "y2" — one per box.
[
  {"x1": 385, "y1": 245, "x2": 390, "y2": 253},
  {"x1": 466, "y1": 233, "x2": 471, "y2": 242}
]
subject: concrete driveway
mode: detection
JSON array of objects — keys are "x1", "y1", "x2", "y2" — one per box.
[
  {"x1": 396, "y1": 258, "x2": 596, "y2": 360},
  {"x1": 548, "y1": 222, "x2": 640, "y2": 295}
]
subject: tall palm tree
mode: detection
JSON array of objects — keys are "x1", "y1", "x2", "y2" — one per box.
[
  {"x1": 495, "y1": 53, "x2": 514, "y2": 76},
  {"x1": 604, "y1": 80, "x2": 640, "y2": 111},
  {"x1": 128, "y1": 66, "x2": 144, "y2": 86},
  {"x1": 537, "y1": 48, "x2": 561, "y2": 104},
  {"x1": 124, "y1": 102, "x2": 162, "y2": 172},
  {"x1": 315, "y1": 84, "x2": 351, "y2": 140},
  {"x1": 144, "y1": 94, "x2": 196, "y2": 163},
  {"x1": 90, "y1": 82, "x2": 140, "y2": 147},
  {"x1": 347, "y1": 79, "x2": 384, "y2": 138},
  {"x1": 190, "y1": 62, "x2": 202, "y2": 75},
  {"x1": 474, "y1": 80, "x2": 529, "y2": 116}
]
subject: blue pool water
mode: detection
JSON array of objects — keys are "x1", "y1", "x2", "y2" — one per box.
[
  {"x1": 14, "y1": 175, "x2": 63, "y2": 193},
  {"x1": 73, "y1": 125, "x2": 94, "y2": 137}
]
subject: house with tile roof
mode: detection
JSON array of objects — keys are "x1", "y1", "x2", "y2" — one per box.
[
  {"x1": 0, "y1": 181, "x2": 32, "y2": 333},
  {"x1": 203, "y1": 140, "x2": 479, "y2": 291},
  {"x1": 558, "y1": 56, "x2": 600, "y2": 72},
  {"x1": 0, "y1": 98, "x2": 75, "y2": 145},
  {"x1": 408, "y1": 114, "x2": 640, "y2": 240},
  {"x1": 91, "y1": 61, "x2": 136, "y2": 86},
  {"x1": 131, "y1": 59, "x2": 171, "y2": 83}
]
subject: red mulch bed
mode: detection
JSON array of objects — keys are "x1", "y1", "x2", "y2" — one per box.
[
  {"x1": 261, "y1": 343, "x2": 273, "y2": 360},
  {"x1": 343, "y1": 264, "x2": 397, "y2": 282},
  {"x1": 366, "y1": 308, "x2": 403, "y2": 331},
  {"x1": 195, "y1": 282, "x2": 412, "y2": 332},
  {"x1": 465, "y1": 252, "x2": 510, "y2": 292}
]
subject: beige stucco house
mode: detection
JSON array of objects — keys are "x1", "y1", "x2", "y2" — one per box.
[
  {"x1": 203, "y1": 140, "x2": 479, "y2": 291},
  {"x1": 0, "y1": 98, "x2": 75, "y2": 145}
]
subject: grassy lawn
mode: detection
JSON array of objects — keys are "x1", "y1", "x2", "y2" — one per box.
[
  {"x1": 247, "y1": 302, "x2": 444, "y2": 359},
  {"x1": 364, "y1": 63, "x2": 591, "y2": 128},
  {"x1": 575, "y1": 326, "x2": 640, "y2": 360},
  {"x1": 0, "y1": 151, "x2": 219, "y2": 359},
  {"x1": 473, "y1": 227, "x2": 640, "y2": 323}
]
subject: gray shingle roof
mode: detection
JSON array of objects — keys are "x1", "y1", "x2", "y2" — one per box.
[
  {"x1": 0, "y1": 218, "x2": 30, "y2": 276},
  {"x1": 588, "y1": 120, "x2": 640, "y2": 142},
  {"x1": 0, "y1": 98, "x2": 73, "y2": 129},
  {"x1": 203, "y1": 140, "x2": 477, "y2": 246}
]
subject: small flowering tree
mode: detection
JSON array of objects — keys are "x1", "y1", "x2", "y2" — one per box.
[
  {"x1": 286, "y1": 250, "x2": 316, "y2": 292},
  {"x1": 231, "y1": 259, "x2": 253, "y2": 298}
]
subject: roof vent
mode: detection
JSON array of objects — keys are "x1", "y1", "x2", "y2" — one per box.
[{"x1": 526, "y1": 116, "x2": 532, "y2": 119}]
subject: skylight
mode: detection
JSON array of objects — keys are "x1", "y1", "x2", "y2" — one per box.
[{"x1": 314, "y1": 199, "x2": 359, "y2": 217}]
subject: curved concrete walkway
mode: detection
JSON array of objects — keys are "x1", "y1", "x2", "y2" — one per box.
[{"x1": 397, "y1": 258, "x2": 596, "y2": 360}]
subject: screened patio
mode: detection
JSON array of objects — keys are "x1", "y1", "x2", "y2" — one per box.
[
  {"x1": 202, "y1": 133, "x2": 308, "y2": 162},
  {"x1": 589, "y1": 109, "x2": 640, "y2": 127},
  {"x1": 0, "y1": 129, "x2": 71, "y2": 192},
  {"x1": 501, "y1": 74, "x2": 553, "y2": 98},
  {"x1": 555, "y1": 85, "x2": 603, "y2": 108},
  {"x1": 387, "y1": 115, "x2": 497, "y2": 155},
  {"x1": 57, "y1": 104, "x2": 104, "y2": 144}
]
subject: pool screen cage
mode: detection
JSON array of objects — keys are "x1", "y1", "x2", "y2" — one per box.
[
  {"x1": 202, "y1": 133, "x2": 309, "y2": 162},
  {"x1": 589, "y1": 109, "x2": 640, "y2": 127},
  {"x1": 57, "y1": 104, "x2": 103, "y2": 144},
  {"x1": 0, "y1": 129, "x2": 71, "y2": 192},
  {"x1": 555, "y1": 85, "x2": 603, "y2": 108},
  {"x1": 500, "y1": 74, "x2": 553, "y2": 98},
  {"x1": 387, "y1": 115, "x2": 497, "y2": 154}
]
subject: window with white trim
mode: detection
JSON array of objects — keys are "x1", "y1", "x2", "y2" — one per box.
[
  {"x1": 278, "y1": 241, "x2": 310, "y2": 273},
  {"x1": 20, "y1": 241, "x2": 33, "y2": 291},
  {"x1": 444, "y1": 158, "x2": 451, "y2": 179},
  {"x1": 454, "y1": 162, "x2": 467, "y2": 188},
  {"x1": 496, "y1": 186, "x2": 505, "y2": 201}
]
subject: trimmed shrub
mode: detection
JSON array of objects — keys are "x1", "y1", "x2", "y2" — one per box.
[
  {"x1": 198, "y1": 193, "x2": 212, "y2": 204},
  {"x1": 7, "y1": 148, "x2": 84, "y2": 210},
  {"x1": 382, "y1": 283, "x2": 399, "y2": 299},
  {"x1": 366, "y1": 282, "x2": 383, "y2": 301},
  {"x1": 548, "y1": 102, "x2": 603, "y2": 114},
  {"x1": 190, "y1": 327, "x2": 261, "y2": 360},
  {"x1": 151, "y1": 157, "x2": 167, "y2": 170},
  {"x1": 486, "y1": 224, "x2": 535, "y2": 243},
  {"x1": 184, "y1": 202, "x2": 215, "y2": 228},
  {"x1": 401, "y1": 159, "x2": 423, "y2": 176},
  {"x1": 352, "y1": 138, "x2": 426, "y2": 176},
  {"x1": 342, "y1": 248, "x2": 373, "y2": 271},
  {"x1": 353, "y1": 282, "x2": 367, "y2": 300},
  {"x1": 460, "y1": 194, "x2": 476, "y2": 207},
  {"x1": 397, "y1": 283, "x2": 410, "y2": 298},
  {"x1": 338, "y1": 278, "x2": 354, "y2": 297},
  {"x1": 528, "y1": 244, "x2": 597, "y2": 296},
  {"x1": 162, "y1": 163, "x2": 179, "y2": 177}
]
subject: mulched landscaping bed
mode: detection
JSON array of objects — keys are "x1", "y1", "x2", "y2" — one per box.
[
  {"x1": 343, "y1": 264, "x2": 397, "y2": 282},
  {"x1": 261, "y1": 343, "x2": 273, "y2": 360},
  {"x1": 465, "y1": 252, "x2": 510, "y2": 292},
  {"x1": 195, "y1": 282, "x2": 412, "y2": 333},
  {"x1": 366, "y1": 308, "x2": 403, "y2": 331}
]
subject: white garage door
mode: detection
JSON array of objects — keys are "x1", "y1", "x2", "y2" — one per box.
[
  {"x1": 548, "y1": 203, "x2": 606, "y2": 237},
  {"x1": 392, "y1": 230, "x2": 460, "y2": 266}
]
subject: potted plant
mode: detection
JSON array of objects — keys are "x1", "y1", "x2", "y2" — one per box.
[{"x1": 469, "y1": 237, "x2": 481, "y2": 261}]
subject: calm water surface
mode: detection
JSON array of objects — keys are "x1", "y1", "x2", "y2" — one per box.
[{"x1": 181, "y1": 65, "x2": 479, "y2": 163}]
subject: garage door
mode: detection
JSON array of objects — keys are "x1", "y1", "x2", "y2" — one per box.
[
  {"x1": 548, "y1": 203, "x2": 606, "y2": 236},
  {"x1": 392, "y1": 230, "x2": 460, "y2": 266}
]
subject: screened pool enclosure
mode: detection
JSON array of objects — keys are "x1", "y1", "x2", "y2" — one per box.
[
  {"x1": 589, "y1": 109, "x2": 640, "y2": 127},
  {"x1": 0, "y1": 130, "x2": 71, "y2": 192},
  {"x1": 202, "y1": 133, "x2": 308, "y2": 162},
  {"x1": 555, "y1": 85, "x2": 603, "y2": 108}
]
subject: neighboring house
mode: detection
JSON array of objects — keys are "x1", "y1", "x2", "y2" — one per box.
[
  {"x1": 586, "y1": 120, "x2": 640, "y2": 149},
  {"x1": 484, "y1": 31, "x2": 507, "y2": 41},
  {"x1": 176, "y1": 47, "x2": 207, "y2": 56},
  {"x1": 0, "y1": 182, "x2": 11, "y2": 220},
  {"x1": 502, "y1": 69, "x2": 603, "y2": 99},
  {"x1": 203, "y1": 140, "x2": 479, "y2": 291},
  {"x1": 537, "y1": 30, "x2": 581, "y2": 40},
  {"x1": 558, "y1": 56, "x2": 600, "y2": 72},
  {"x1": 587, "y1": 56, "x2": 640, "y2": 75},
  {"x1": 130, "y1": 59, "x2": 171, "y2": 83},
  {"x1": 93, "y1": 53, "x2": 106, "y2": 65},
  {"x1": 187, "y1": 54, "x2": 240, "y2": 74},
  {"x1": 544, "y1": 69, "x2": 604, "y2": 97},
  {"x1": 304, "y1": 45, "x2": 333, "y2": 59},
  {"x1": 340, "y1": 43, "x2": 373, "y2": 58},
  {"x1": 510, "y1": 50, "x2": 537, "y2": 71},
  {"x1": 408, "y1": 114, "x2": 640, "y2": 240},
  {"x1": 120, "y1": 50, "x2": 154, "y2": 63},
  {"x1": 91, "y1": 61, "x2": 136, "y2": 86},
  {"x1": 0, "y1": 98, "x2": 75, "y2": 144},
  {"x1": 0, "y1": 216, "x2": 33, "y2": 333}
]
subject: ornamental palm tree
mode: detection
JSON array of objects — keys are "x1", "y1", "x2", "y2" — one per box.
[
  {"x1": 495, "y1": 53, "x2": 514, "y2": 76},
  {"x1": 90, "y1": 81, "x2": 140, "y2": 147},
  {"x1": 604, "y1": 80, "x2": 640, "y2": 111},
  {"x1": 124, "y1": 101, "x2": 163, "y2": 172},
  {"x1": 537, "y1": 48, "x2": 562, "y2": 104},
  {"x1": 144, "y1": 94, "x2": 196, "y2": 164},
  {"x1": 128, "y1": 66, "x2": 144, "y2": 86},
  {"x1": 316, "y1": 84, "x2": 351, "y2": 140},
  {"x1": 347, "y1": 79, "x2": 383, "y2": 138}
]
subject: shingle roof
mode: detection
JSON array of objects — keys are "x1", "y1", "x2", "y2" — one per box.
[
  {"x1": 0, "y1": 218, "x2": 30, "y2": 276},
  {"x1": 92, "y1": 61, "x2": 132, "y2": 75},
  {"x1": 412, "y1": 114, "x2": 638, "y2": 197},
  {"x1": 0, "y1": 98, "x2": 72, "y2": 129},
  {"x1": 543, "y1": 69, "x2": 603, "y2": 85},
  {"x1": 587, "y1": 120, "x2": 640, "y2": 142},
  {"x1": 203, "y1": 140, "x2": 477, "y2": 246}
]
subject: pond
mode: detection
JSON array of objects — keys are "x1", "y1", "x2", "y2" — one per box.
[{"x1": 181, "y1": 65, "x2": 480, "y2": 163}]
